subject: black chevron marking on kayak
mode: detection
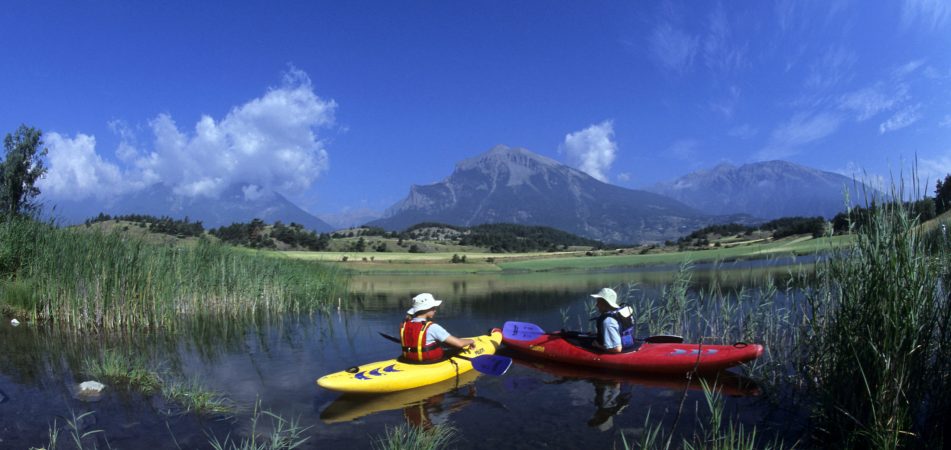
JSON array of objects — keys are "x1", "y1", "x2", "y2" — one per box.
[
  {"x1": 369, "y1": 368, "x2": 383, "y2": 377},
  {"x1": 383, "y1": 364, "x2": 400, "y2": 373},
  {"x1": 355, "y1": 371, "x2": 370, "y2": 380}
]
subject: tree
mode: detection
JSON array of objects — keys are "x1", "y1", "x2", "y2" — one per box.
[
  {"x1": 936, "y1": 174, "x2": 951, "y2": 215},
  {"x1": 1, "y1": 125, "x2": 48, "y2": 218}
]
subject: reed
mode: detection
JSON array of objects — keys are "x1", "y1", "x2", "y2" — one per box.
[
  {"x1": 207, "y1": 400, "x2": 310, "y2": 450},
  {"x1": 162, "y1": 379, "x2": 234, "y2": 416},
  {"x1": 82, "y1": 349, "x2": 162, "y2": 392},
  {"x1": 622, "y1": 382, "x2": 783, "y2": 450},
  {"x1": 372, "y1": 423, "x2": 456, "y2": 450},
  {"x1": 0, "y1": 217, "x2": 345, "y2": 331},
  {"x1": 801, "y1": 184, "x2": 951, "y2": 448}
]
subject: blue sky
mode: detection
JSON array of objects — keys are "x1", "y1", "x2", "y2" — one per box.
[{"x1": 2, "y1": 1, "x2": 950, "y2": 220}]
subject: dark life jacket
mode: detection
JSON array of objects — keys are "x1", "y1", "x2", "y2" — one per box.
[
  {"x1": 595, "y1": 307, "x2": 636, "y2": 351},
  {"x1": 400, "y1": 319, "x2": 445, "y2": 362}
]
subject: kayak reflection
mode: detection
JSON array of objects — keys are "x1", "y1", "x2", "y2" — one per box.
[
  {"x1": 320, "y1": 370, "x2": 481, "y2": 424},
  {"x1": 507, "y1": 359, "x2": 761, "y2": 431}
]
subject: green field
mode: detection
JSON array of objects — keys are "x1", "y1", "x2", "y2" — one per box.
[{"x1": 271, "y1": 234, "x2": 851, "y2": 274}]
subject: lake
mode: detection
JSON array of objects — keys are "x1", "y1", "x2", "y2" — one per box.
[{"x1": 0, "y1": 258, "x2": 813, "y2": 449}]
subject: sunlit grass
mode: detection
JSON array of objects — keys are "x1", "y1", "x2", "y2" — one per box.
[
  {"x1": 372, "y1": 422, "x2": 456, "y2": 450},
  {"x1": 83, "y1": 350, "x2": 161, "y2": 394},
  {"x1": 0, "y1": 217, "x2": 345, "y2": 331},
  {"x1": 162, "y1": 379, "x2": 234, "y2": 415}
]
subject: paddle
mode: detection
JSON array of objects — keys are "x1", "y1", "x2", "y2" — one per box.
[
  {"x1": 502, "y1": 321, "x2": 685, "y2": 344},
  {"x1": 378, "y1": 332, "x2": 512, "y2": 376}
]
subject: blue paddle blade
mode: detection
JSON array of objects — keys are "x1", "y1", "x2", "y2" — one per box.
[
  {"x1": 466, "y1": 355, "x2": 512, "y2": 376},
  {"x1": 502, "y1": 321, "x2": 546, "y2": 341}
]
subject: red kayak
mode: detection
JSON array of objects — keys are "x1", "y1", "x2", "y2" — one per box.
[{"x1": 502, "y1": 321, "x2": 763, "y2": 375}]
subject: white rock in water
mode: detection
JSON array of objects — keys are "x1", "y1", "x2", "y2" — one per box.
[
  {"x1": 75, "y1": 380, "x2": 106, "y2": 401},
  {"x1": 79, "y1": 381, "x2": 105, "y2": 392},
  {"x1": 10, "y1": 319, "x2": 19, "y2": 326}
]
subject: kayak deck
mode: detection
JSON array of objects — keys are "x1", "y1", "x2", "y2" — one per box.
[
  {"x1": 503, "y1": 331, "x2": 762, "y2": 375},
  {"x1": 317, "y1": 329, "x2": 502, "y2": 393}
]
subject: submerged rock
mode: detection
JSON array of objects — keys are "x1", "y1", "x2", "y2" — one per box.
[{"x1": 75, "y1": 380, "x2": 106, "y2": 402}]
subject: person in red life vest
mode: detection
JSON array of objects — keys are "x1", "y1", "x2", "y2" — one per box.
[{"x1": 400, "y1": 293, "x2": 474, "y2": 363}]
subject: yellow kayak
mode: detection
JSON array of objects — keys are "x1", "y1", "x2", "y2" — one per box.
[
  {"x1": 320, "y1": 370, "x2": 480, "y2": 423},
  {"x1": 316, "y1": 329, "x2": 502, "y2": 394}
]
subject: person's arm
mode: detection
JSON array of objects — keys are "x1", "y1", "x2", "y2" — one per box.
[
  {"x1": 443, "y1": 335, "x2": 475, "y2": 350},
  {"x1": 602, "y1": 318, "x2": 623, "y2": 353},
  {"x1": 428, "y1": 323, "x2": 474, "y2": 349}
]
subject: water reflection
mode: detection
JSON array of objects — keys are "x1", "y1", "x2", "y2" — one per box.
[
  {"x1": 320, "y1": 370, "x2": 481, "y2": 424},
  {"x1": 503, "y1": 358, "x2": 761, "y2": 432},
  {"x1": 1, "y1": 257, "x2": 804, "y2": 449}
]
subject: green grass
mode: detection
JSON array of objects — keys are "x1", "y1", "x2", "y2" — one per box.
[
  {"x1": 208, "y1": 400, "x2": 310, "y2": 450},
  {"x1": 0, "y1": 217, "x2": 345, "y2": 331},
  {"x1": 162, "y1": 379, "x2": 234, "y2": 415},
  {"x1": 270, "y1": 235, "x2": 849, "y2": 275},
  {"x1": 498, "y1": 235, "x2": 850, "y2": 272},
  {"x1": 802, "y1": 197, "x2": 951, "y2": 448},
  {"x1": 372, "y1": 423, "x2": 456, "y2": 450},
  {"x1": 83, "y1": 350, "x2": 162, "y2": 394}
]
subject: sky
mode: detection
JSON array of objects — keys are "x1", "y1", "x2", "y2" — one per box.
[{"x1": 2, "y1": 1, "x2": 950, "y2": 220}]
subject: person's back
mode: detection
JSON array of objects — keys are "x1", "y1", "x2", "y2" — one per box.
[
  {"x1": 589, "y1": 288, "x2": 635, "y2": 353},
  {"x1": 400, "y1": 293, "x2": 474, "y2": 363}
]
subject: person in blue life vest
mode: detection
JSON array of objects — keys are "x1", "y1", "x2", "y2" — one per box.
[
  {"x1": 590, "y1": 288, "x2": 636, "y2": 353},
  {"x1": 400, "y1": 293, "x2": 475, "y2": 363}
]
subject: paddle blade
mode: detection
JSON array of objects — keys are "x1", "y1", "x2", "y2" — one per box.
[
  {"x1": 644, "y1": 335, "x2": 685, "y2": 344},
  {"x1": 502, "y1": 321, "x2": 546, "y2": 341},
  {"x1": 468, "y1": 355, "x2": 513, "y2": 376}
]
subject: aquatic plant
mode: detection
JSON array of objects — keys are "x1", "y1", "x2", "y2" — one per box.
[
  {"x1": 207, "y1": 400, "x2": 310, "y2": 450},
  {"x1": 622, "y1": 381, "x2": 784, "y2": 450},
  {"x1": 0, "y1": 217, "x2": 345, "y2": 331},
  {"x1": 82, "y1": 349, "x2": 162, "y2": 393},
  {"x1": 162, "y1": 378, "x2": 234, "y2": 416},
  {"x1": 372, "y1": 422, "x2": 456, "y2": 450},
  {"x1": 31, "y1": 410, "x2": 105, "y2": 450},
  {"x1": 803, "y1": 189, "x2": 951, "y2": 448}
]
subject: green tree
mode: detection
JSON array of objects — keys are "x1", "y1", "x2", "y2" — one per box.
[
  {"x1": 935, "y1": 174, "x2": 951, "y2": 215},
  {"x1": 1, "y1": 125, "x2": 48, "y2": 218}
]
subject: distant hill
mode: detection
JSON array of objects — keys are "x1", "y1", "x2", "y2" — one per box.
[
  {"x1": 368, "y1": 145, "x2": 727, "y2": 244},
  {"x1": 647, "y1": 161, "x2": 880, "y2": 219},
  {"x1": 44, "y1": 183, "x2": 334, "y2": 232}
]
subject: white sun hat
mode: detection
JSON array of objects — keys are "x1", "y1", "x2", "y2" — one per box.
[
  {"x1": 407, "y1": 293, "x2": 443, "y2": 315},
  {"x1": 590, "y1": 287, "x2": 620, "y2": 309}
]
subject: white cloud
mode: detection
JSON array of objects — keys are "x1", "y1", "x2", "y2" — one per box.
[
  {"x1": 757, "y1": 111, "x2": 842, "y2": 160},
  {"x1": 649, "y1": 22, "x2": 698, "y2": 74},
  {"x1": 703, "y1": 5, "x2": 747, "y2": 74},
  {"x1": 617, "y1": 172, "x2": 631, "y2": 182},
  {"x1": 901, "y1": 0, "x2": 950, "y2": 31},
  {"x1": 838, "y1": 83, "x2": 908, "y2": 121},
  {"x1": 939, "y1": 115, "x2": 951, "y2": 127},
  {"x1": 39, "y1": 133, "x2": 127, "y2": 201},
  {"x1": 805, "y1": 45, "x2": 856, "y2": 90},
  {"x1": 41, "y1": 68, "x2": 337, "y2": 202},
  {"x1": 563, "y1": 120, "x2": 617, "y2": 182},
  {"x1": 879, "y1": 104, "x2": 921, "y2": 134}
]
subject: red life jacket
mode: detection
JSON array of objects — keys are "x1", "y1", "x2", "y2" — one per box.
[{"x1": 400, "y1": 319, "x2": 444, "y2": 362}]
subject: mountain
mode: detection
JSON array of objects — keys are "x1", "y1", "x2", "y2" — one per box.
[
  {"x1": 647, "y1": 161, "x2": 879, "y2": 219},
  {"x1": 368, "y1": 145, "x2": 721, "y2": 243},
  {"x1": 317, "y1": 208, "x2": 383, "y2": 230},
  {"x1": 44, "y1": 184, "x2": 334, "y2": 232}
]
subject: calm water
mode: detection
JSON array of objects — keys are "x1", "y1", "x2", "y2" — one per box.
[{"x1": 0, "y1": 260, "x2": 811, "y2": 449}]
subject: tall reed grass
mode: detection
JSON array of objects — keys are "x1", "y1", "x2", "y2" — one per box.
[
  {"x1": 802, "y1": 191, "x2": 951, "y2": 448},
  {"x1": 0, "y1": 218, "x2": 345, "y2": 331}
]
